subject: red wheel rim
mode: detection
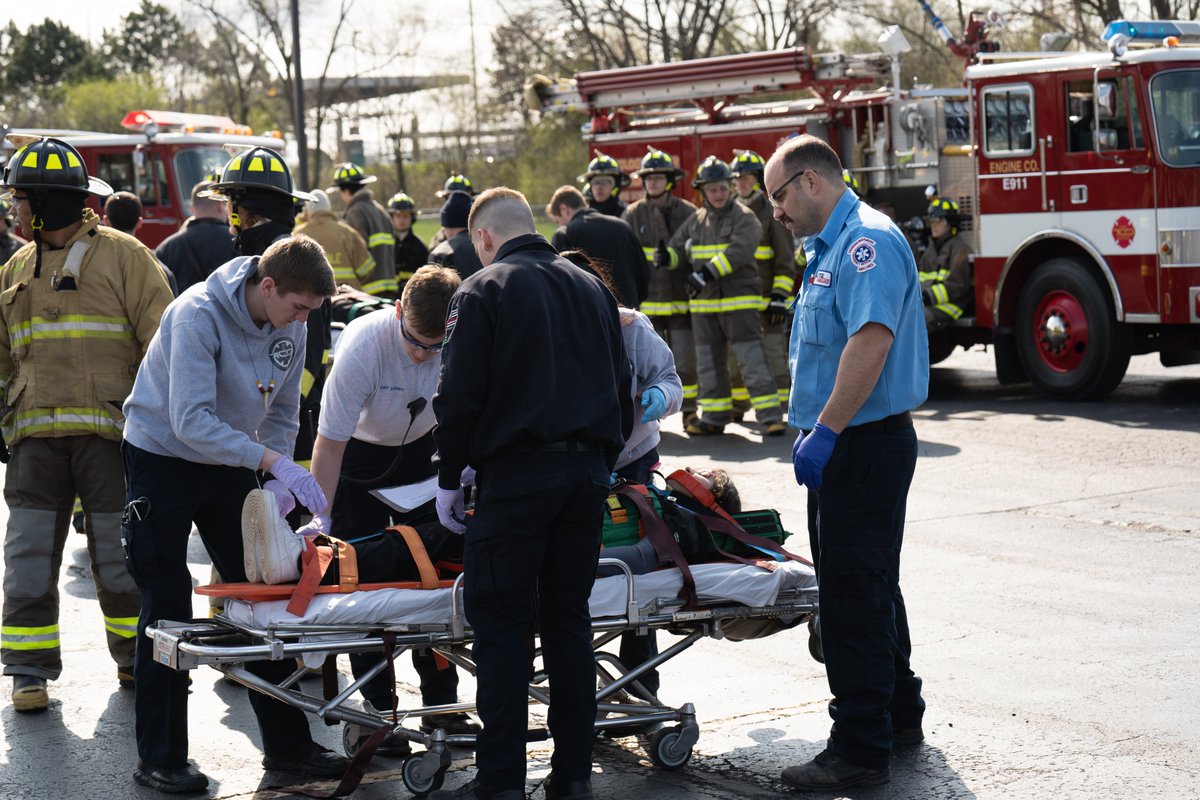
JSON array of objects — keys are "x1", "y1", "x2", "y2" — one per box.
[{"x1": 1032, "y1": 289, "x2": 1088, "y2": 373}]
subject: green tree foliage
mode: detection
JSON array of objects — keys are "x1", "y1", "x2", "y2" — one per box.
[
  {"x1": 102, "y1": 0, "x2": 196, "y2": 75},
  {"x1": 59, "y1": 76, "x2": 167, "y2": 133},
  {"x1": 0, "y1": 20, "x2": 109, "y2": 122}
]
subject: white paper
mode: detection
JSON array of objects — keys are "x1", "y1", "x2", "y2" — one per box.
[{"x1": 368, "y1": 476, "x2": 439, "y2": 513}]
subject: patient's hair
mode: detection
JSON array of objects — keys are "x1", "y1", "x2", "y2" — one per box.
[
  {"x1": 560, "y1": 249, "x2": 626, "y2": 307},
  {"x1": 710, "y1": 469, "x2": 742, "y2": 514}
]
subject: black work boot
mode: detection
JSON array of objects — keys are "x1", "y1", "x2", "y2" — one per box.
[{"x1": 780, "y1": 749, "x2": 890, "y2": 791}]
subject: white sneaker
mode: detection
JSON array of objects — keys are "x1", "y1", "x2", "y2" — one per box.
[{"x1": 242, "y1": 489, "x2": 304, "y2": 584}]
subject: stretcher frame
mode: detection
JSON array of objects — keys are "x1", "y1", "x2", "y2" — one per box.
[{"x1": 147, "y1": 558, "x2": 818, "y2": 796}]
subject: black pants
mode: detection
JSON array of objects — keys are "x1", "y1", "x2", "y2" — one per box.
[
  {"x1": 122, "y1": 442, "x2": 314, "y2": 768},
  {"x1": 466, "y1": 447, "x2": 610, "y2": 791},
  {"x1": 331, "y1": 432, "x2": 459, "y2": 708},
  {"x1": 808, "y1": 422, "x2": 924, "y2": 770},
  {"x1": 613, "y1": 449, "x2": 660, "y2": 697}
]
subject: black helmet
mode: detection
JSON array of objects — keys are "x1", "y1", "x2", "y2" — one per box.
[
  {"x1": 437, "y1": 174, "x2": 474, "y2": 198},
  {"x1": 330, "y1": 162, "x2": 376, "y2": 188},
  {"x1": 202, "y1": 147, "x2": 312, "y2": 202},
  {"x1": 636, "y1": 147, "x2": 684, "y2": 187},
  {"x1": 842, "y1": 169, "x2": 861, "y2": 197},
  {"x1": 0, "y1": 137, "x2": 112, "y2": 197},
  {"x1": 730, "y1": 150, "x2": 766, "y2": 179},
  {"x1": 691, "y1": 155, "x2": 733, "y2": 188},
  {"x1": 926, "y1": 198, "x2": 961, "y2": 234},
  {"x1": 387, "y1": 192, "x2": 418, "y2": 215},
  {"x1": 578, "y1": 152, "x2": 631, "y2": 189}
]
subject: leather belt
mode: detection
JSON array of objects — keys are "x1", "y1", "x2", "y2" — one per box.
[{"x1": 846, "y1": 411, "x2": 912, "y2": 434}]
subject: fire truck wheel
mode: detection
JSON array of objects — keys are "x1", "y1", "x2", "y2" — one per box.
[
  {"x1": 928, "y1": 330, "x2": 957, "y2": 365},
  {"x1": 1015, "y1": 258, "x2": 1131, "y2": 400}
]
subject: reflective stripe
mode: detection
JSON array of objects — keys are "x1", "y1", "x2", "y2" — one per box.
[
  {"x1": 731, "y1": 387, "x2": 750, "y2": 401},
  {"x1": 103, "y1": 615, "x2": 138, "y2": 639},
  {"x1": 640, "y1": 301, "x2": 675, "y2": 316},
  {"x1": 772, "y1": 275, "x2": 795, "y2": 295},
  {"x1": 689, "y1": 243, "x2": 728, "y2": 260},
  {"x1": 361, "y1": 278, "x2": 399, "y2": 296},
  {"x1": 9, "y1": 314, "x2": 134, "y2": 349},
  {"x1": 681, "y1": 383, "x2": 699, "y2": 399},
  {"x1": 357, "y1": 255, "x2": 376, "y2": 279},
  {"x1": 750, "y1": 393, "x2": 780, "y2": 410},
  {"x1": 301, "y1": 368, "x2": 316, "y2": 398},
  {"x1": 919, "y1": 269, "x2": 951, "y2": 283},
  {"x1": 367, "y1": 232, "x2": 395, "y2": 249},
  {"x1": 934, "y1": 302, "x2": 963, "y2": 320},
  {"x1": 689, "y1": 295, "x2": 769, "y2": 314},
  {"x1": 755, "y1": 245, "x2": 775, "y2": 260},
  {"x1": 699, "y1": 397, "x2": 733, "y2": 412},
  {"x1": 710, "y1": 252, "x2": 733, "y2": 277},
  {"x1": 642, "y1": 247, "x2": 656, "y2": 261},
  {"x1": 667, "y1": 247, "x2": 680, "y2": 270},
  {"x1": 931, "y1": 283, "x2": 949, "y2": 305},
  {"x1": 777, "y1": 388, "x2": 790, "y2": 404},
  {"x1": 1, "y1": 624, "x2": 60, "y2": 651},
  {"x1": 7, "y1": 407, "x2": 122, "y2": 439},
  {"x1": 72, "y1": 497, "x2": 83, "y2": 515},
  {"x1": 332, "y1": 266, "x2": 359, "y2": 283}
]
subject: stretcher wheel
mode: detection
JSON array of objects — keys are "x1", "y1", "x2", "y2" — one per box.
[
  {"x1": 402, "y1": 753, "x2": 446, "y2": 796},
  {"x1": 648, "y1": 727, "x2": 693, "y2": 770}
]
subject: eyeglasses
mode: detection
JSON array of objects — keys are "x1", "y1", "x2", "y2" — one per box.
[
  {"x1": 400, "y1": 314, "x2": 443, "y2": 353},
  {"x1": 768, "y1": 170, "x2": 806, "y2": 209}
]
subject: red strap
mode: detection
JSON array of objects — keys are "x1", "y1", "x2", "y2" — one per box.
[
  {"x1": 287, "y1": 539, "x2": 335, "y2": 616},
  {"x1": 615, "y1": 484, "x2": 699, "y2": 608},
  {"x1": 665, "y1": 469, "x2": 740, "y2": 526}
]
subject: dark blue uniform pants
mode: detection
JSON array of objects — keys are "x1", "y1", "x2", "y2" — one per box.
[
  {"x1": 808, "y1": 423, "x2": 924, "y2": 770},
  {"x1": 122, "y1": 443, "x2": 314, "y2": 768},
  {"x1": 466, "y1": 448, "x2": 609, "y2": 792},
  {"x1": 331, "y1": 433, "x2": 458, "y2": 708}
]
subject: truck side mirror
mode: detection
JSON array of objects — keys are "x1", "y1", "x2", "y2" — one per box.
[
  {"x1": 1095, "y1": 129, "x2": 1118, "y2": 151},
  {"x1": 1095, "y1": 82, "x2": 1118, "y2": 121}
]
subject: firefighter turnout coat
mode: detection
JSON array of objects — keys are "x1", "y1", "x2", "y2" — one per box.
[
  {"x1": 667, "y1": 199, "x2": 763, "y2": 315},
  {"x1": 343, "y1": 189, "x2": 398, "y2": 296},
  {"x1": 918, "y1": 232, "x2": 973, "y2": 331},
  {"x1": 623, "y1": 194, "x2": 696, "y2": 319},
  {"x1": 294, "y1": 210, "x2": 373, "y2": 291},
  {"x1": 739, "y1": 189, "x2": 796, "y2": 300}
]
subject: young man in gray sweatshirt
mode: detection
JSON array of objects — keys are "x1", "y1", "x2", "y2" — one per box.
[{"x1": 120, "y1": 235, "x2": 341, "y2": 793}]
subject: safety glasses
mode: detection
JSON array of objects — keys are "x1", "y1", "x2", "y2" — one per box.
[{"x1": 400, "y1": 314, "x2": 442, "y2": 353}]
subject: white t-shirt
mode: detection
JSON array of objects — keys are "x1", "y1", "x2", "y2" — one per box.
[{"x1": 317, "y1": 309, "x2": 439, "y2": 446}]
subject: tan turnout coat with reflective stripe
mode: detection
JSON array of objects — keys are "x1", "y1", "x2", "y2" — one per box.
[{"x1": 667, "y1": 200, "x2": 764, "y2": 314}]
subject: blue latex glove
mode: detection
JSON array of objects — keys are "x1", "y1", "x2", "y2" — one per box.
[
  {"x1": 792, "y1": 422, "x2": 838, "y2": 490},
  {"x1": 268, "y1": 456, "x2": 327, "y2": 514},
  {"x1": 639, "y1": 386, "x2": 668, "y2": 424},
  {"x1": 262, "y1": 479, "x2": 296, "y2": 517},
  {"x1": 436, "y1": 487, "x2": 467, "y2": 534}
]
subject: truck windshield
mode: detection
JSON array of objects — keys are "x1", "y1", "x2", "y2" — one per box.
[
  {"x1": 1150, "y1": 70, "x2": 1200, "y2": 167},
  {"x1": 174, "y1": 147, "x2": 232, "y2": 216}
]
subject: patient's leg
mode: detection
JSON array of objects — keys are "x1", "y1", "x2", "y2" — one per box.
[{"x1": 597, "y1": 538, "x2": 659, "y2": 576}]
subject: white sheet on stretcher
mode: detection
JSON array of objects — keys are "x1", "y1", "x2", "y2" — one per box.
[{"x1": 223, "y1": 561, "x2": 816, "y2": 632}]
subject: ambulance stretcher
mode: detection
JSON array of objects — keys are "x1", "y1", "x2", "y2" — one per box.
[{"x1": 146, "y1": 556, "x2": 817, "y2": 796}]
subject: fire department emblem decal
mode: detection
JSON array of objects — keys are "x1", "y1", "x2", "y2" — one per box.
[
  {"x1": 269, "y1": 338, "x2": 295, "y2": 370},
  {"x1": 1112, "y1": 216, "x2": 1136, "y2": 249},
  {"x1": 847, "y1": 237, "x2": 877, "y2": 272}
]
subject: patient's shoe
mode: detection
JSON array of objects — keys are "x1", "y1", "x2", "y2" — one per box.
[
  {"x1": 421, "y1": 712, "x2": 481, "y2": 736},
  {"x1": 242, "y1": 489, "x2": 303, "y2": 584}
]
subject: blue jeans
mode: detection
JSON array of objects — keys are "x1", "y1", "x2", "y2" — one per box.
[{"x1": 808, "y1": 423, "x2": 924, "y2": 770}]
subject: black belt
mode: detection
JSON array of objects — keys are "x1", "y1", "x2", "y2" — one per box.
[
  {"x1": 502, "y1": 438, "x2": 602, "y2": 454},
  {"x1": 846, "y1": 411, "x2": 912, "y2": 434}
]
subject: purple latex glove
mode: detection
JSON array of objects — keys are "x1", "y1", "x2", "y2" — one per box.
[
  {"x1": 436, "y1": 487, "x2": 467, "y2": 534},
  {"x1": 268, "y1": 456, "x2": 327, "y2": 514},
  {"x1": 460, "y1": 466, "x2": 477, "y2": 487},
  {"x1": 792, "y1": 422, "x2": 838, "y2": 490},
  {"x1": 262, "y1": 479, "x2": 296, "y2": 517},
  {"x1": 296, "y1": 513, "x2": 331, "y2": 538}
]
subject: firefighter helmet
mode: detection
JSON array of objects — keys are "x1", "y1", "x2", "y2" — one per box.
[
  {"x1": 926, "y1": 198, "x2": 961, "y2": 234},
  {"x1": 0, "y1": 137, "x2": 112, "y2": 197},
  {"x1": 437, "y1": 174, "x2": 474, "y2": 198},
  {"x1": 331, "y1": 162, "x2": 376, "y2": 187},
  {"x1": 691, "y1": 155, "x2": 733, "y2": 188},
  {"x1": 636, "y1": 147, "x2": 684, "y2": 190},
  {"x1": 387, "y1": 192, "x2": 419, "y2": 216},
  {"x1": 203, "y1": 147, "x2": 313, "y2": 202},
  {"x1": 730, "y1": 150, "x2": 767, "y2": 179},
  {"x1": 842, "y1": 170, "x2": 861, "y2": 196},
  {"x1": 578, "y1": 152, "x2": 631, "y2": 189}
]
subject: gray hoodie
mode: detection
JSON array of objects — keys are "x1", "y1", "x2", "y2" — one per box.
[
  {"x1": 615, "y1": 308, "x2": 683, "y2": 470},
  {"x1": 123, "y1": 256, "x2": 306, "y2": 469}
]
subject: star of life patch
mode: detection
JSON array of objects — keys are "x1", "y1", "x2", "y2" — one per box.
[{"x1": 847, "y1": 237, "x2": 877, "y2": 272}]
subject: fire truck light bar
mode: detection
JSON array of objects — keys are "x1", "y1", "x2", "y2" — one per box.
[
  {"x1": 120, "y1": 110, "x2": 244, "y2": 134},
  {"x1": 1103, "y1": 20, "x2": 1200, "y2": 45}
]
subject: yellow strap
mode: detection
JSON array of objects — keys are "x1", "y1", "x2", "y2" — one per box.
[{"x1": 388, "y1": 525, "x2": 439, "y2": 590}]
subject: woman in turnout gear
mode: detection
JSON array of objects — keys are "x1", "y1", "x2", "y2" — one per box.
[
  {"x1": 0, "y1": 136, "x2": 173, "y2": 713},
  {"x1": 387, "y1": 192, "x2": 429, "y2": 293},
  {"x1": 330, "y1": 162, "x2": 397, "y2": 297},
  {"x1": 663, "y1": 156, "x2": 786, "y2": 437},
  {"x1": 730, "y1": 149, "x2": 796, "y2": 418},
  {"x1": 579, "y1": 151, "x2": 630, "y2": 217},
  {"x1": 918, "y1": 198, "x2": 973, "y2": 333},
  {"x1": 623, "y1": 148, "x2": 699, "y2": 424}
]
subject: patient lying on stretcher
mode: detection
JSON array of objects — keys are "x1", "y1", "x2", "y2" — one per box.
[{"x1": 241, "y1": 467, "x2": 752, "y2": 587}]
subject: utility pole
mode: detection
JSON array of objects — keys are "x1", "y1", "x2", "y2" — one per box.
[
  {"x1": 290, "y1": 0, "x2": 309, "y2": 190},
  {"x1": 468, "y1": 0, "x2": 480, "y2": 156}
]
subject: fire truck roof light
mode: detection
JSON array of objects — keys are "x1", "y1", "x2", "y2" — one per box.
[{"x1": 1103, "y1": 20, "x2": 1200, "y2": 45}]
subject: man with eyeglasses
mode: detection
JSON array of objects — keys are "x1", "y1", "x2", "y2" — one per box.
[
  {"x1": 299, "y1": 265, "x2": 482, "y2": 745},
  {"x1": 764, "y1": 135, "x2": 928, "y2": 793}
]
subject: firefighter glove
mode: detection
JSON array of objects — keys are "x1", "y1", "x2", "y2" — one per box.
[
  {"x1": 921, "y1": 286, "x2": 934, "y2": 306},
  {"x1": 686, "y1": 270, "x2": 707, "y2": 298},
  {"x1": 639, "y1": 386, "x2": 668, "y2": 424},
  {"x1": 262, "y1": 479, "x2": 297, "y2": 517},
  {"x1": 269, "y1": 456, "x2": 328, "y2": 515},
  {"x1": 654, "y1": 241, "x2": 672, "y2": 270},
  {"x1": 698, "y1": 260, "x2": 720, "y2": 283},
  {"x1": 436, "y1": 487, "x2": 467, "y2": 535},
  {"x1": 765, "y1": 292, "x2": 791, "y2": 325},
  {"x1": 792, "y1": 422, "x2": 838, "y2": 491},
  {"x1": 297, "y1": 514, "x2": 331, "y2": 538}
]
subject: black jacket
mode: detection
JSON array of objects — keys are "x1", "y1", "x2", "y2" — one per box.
[
  {"x1": 395, "y1": 230, "x2": 430, "y2": 287},
  {"x1": 588, "y1": 194, "x2": 627, "y2": 218},
  {"x1": 155, "y1": 217, "x2": 237, "y2": 293},
  {"x1": 433, "y1": 233, "x2": 633, "y2": 485},
  {"x1": 550, "y1": 208, "x2": 648, "y2": 308},
  {"x1": 429, "y1": 230, "x2": 484, "y2": 280}
]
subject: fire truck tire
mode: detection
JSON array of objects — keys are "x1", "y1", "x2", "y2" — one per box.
[
  {"x1": 1015, "y1": 258, "x2": 1130, "y2": 400},
  {"x1": 928, "y1": 330, "x2": 957, "y2": 365}
]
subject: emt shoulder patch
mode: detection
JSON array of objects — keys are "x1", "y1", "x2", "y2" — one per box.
[{"x1": 847, "y1": 237, "x2": 877, "y2": 272}]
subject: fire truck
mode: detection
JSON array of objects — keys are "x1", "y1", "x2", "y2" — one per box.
[
  {"x1": 528, "y1": 18, "x2": 1200, "y2": 400},
  {"x1": 2, "y1": 110, "x2": 286, "y2": 248}
]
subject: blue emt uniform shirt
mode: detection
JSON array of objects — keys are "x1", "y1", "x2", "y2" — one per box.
[{"x1": 787, "y1": 190, "x2": 929, "y2": 430}]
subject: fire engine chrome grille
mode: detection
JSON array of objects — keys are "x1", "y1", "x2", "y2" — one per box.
[{"x1": 1159, "y1": 229, "x2": 1200, "y2": 268}]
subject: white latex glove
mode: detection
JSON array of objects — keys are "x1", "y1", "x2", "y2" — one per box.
[
  {"x1": 296, "y1": 513, "x2": 331, "y2": 538},
  {"x1": 436, "y1": 487, "x2": 467, "y2": 534},
  {"x1": 460, "y1": 466, "x2": 477, "y2": 487}
]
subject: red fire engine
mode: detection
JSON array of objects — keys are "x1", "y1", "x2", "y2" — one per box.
[
  {"x1": 528, "y1": 18, "x2": 1200, "y2": 400},
  {"x1": 2, "y1": 110, "x2": 285, "y2": 248}
]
